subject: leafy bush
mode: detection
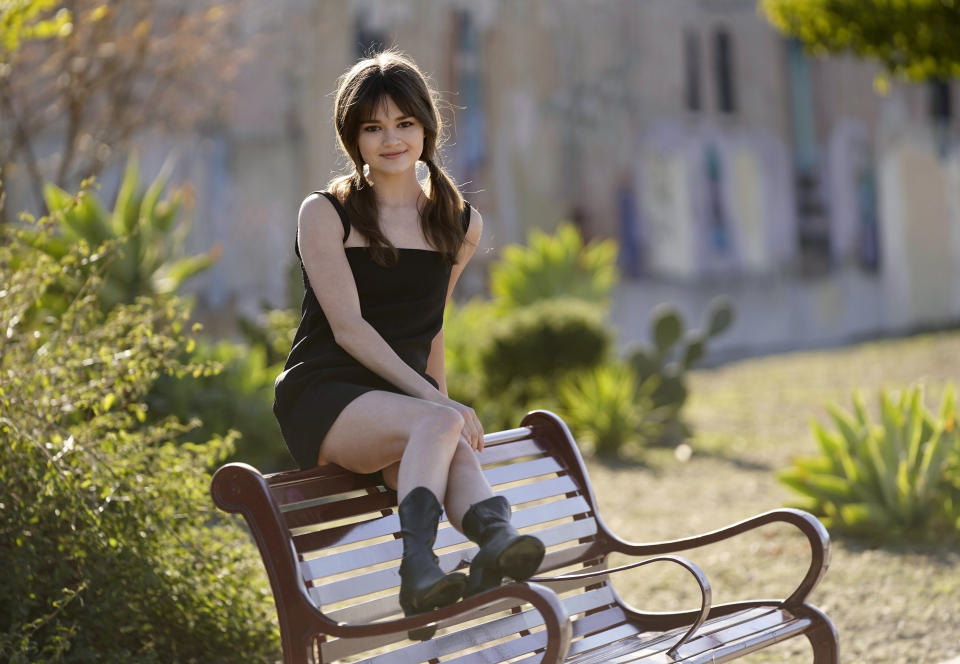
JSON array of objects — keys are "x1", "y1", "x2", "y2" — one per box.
[
  {"x1": 778, "y1": 384, "x2": 960, "y2": 538},
  {"x1": 0, "y1": 209, "x2": 279, "y2": 662},
  {"x1": 558, "y1": 364, "x2": 661, "y2": 459},
  {"x1": 489, "y1": 223, "x2": 618, "y2": 312},
  {"x1": 149, "y1": 337, "x2": 292, "y2": 473},
  {"x1": 480, "y1": 297, "x2": 611, "y2": 393}
]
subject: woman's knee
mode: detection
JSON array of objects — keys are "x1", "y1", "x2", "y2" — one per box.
[{"x1": 412, "y1": 403, "x2": 464, "y2": 440}]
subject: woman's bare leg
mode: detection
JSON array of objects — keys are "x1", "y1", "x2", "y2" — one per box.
[
  {"x1": 382, "y1": 441, "x2": 494, "y2": 531},
  {"x1": 444, "y1": 440, "x2": 495, "y2": 531},
  {"x1": 322, "y1": 393, "x2": 494, "y2": 527},
  {"x1": 318, "y1": 390, "x2": 463, "y2": 501}
]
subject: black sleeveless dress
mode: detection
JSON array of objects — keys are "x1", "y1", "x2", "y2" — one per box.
[{"x1": 273, "y1": 191, "x2": 470, "y2": 469}]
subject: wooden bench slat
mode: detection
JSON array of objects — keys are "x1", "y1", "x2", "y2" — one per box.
[
  {"x1": 476, "y1": 438, "x2": 544, "y2": 465},
  {"x1": 303, "y1": 511, "x2": 599, "y2": 582},
  {"x1": 306, "y1": 497, "x2": 593, "y2": 593},
  {"x1": 323, "y1": 560, "x2": 612, "y2": 626},
  {"x1": 342, "y1": 586, "x2": 620, "y2": 664},
  {"x1": 483, "y1": 456, "x2": 566, "y2": 486},
  {"x1": 293, "y1": 475, "x2": 581, "y2": 556},
  {"x1": 268, "y1": 469, "x2": 381, "y2": 505},
  {"x1": 292, "y1": 468, "x2": 580, "y2": 553},
  {"x1": 570, "y1": 609, "x2": 804, "y2": 664},
  {"x1": 676, "y1": 617, "x2": 811, "y2": 664},
  {"x1": 282, "y1": 489, "x2": 395, "y2": 529},
  {"x1": 309, "y1": 529, "x2": 595, "y2": 607}
]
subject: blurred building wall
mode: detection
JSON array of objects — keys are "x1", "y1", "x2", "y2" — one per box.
[{"x1": 153, "y1": 0, "x2": 959, "y2": 353}]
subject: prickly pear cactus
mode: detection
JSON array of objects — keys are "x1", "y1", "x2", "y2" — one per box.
[{"x1": 627, "y1": 296, "x2": 735, "y2": 443}]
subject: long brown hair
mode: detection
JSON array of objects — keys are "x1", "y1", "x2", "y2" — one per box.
[{"x1": 327, "y1": 50, "x2": 466, "y2": 267}]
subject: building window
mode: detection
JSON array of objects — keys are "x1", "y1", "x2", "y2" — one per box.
[
  {"x1": 929, "y1": 79, "x2": 952, "y2": 122},
  {"x1": 354, "y1": 10, "x2": 387, "y2": 59},
  {"x1": 714, "y1": 28, "x2": 736, "y2": 114},
  {"x1": 684, "y1": 30, "x2": 702, "y2": 112}
]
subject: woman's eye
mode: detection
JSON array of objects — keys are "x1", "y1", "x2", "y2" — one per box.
[
  {"x1": 363, "y1": 126, "x2": 380, "y2": 132},
  {"x1": 399, "y1": 121, "x2": 413, "y2": 128}
]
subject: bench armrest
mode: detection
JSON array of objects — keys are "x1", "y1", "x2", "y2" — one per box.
[
  {"x1": 604, "y1": 508, "x2": 830, "y2": 608},
  {"x1": 529, "y1": 554, "x2": 711, "y2": 659},
  {"x1": 322, "y1": 582, "x2": 572, "y2": 664}
]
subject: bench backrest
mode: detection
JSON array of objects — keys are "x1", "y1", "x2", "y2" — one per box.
[{"x1": 215, "y1": 410, "x2": 624, "y2": 663}]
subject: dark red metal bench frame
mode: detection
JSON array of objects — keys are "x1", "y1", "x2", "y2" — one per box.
[{"x1": 211, "y1": 410, "x2": 838, "y2": 663}]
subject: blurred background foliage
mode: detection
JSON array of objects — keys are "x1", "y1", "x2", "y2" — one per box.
[{"x1": 760, "y1": 0, "x2": 960, "y2": 82}]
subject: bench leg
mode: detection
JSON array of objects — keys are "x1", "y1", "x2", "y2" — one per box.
[
  {"x1": 799, "y1": 605, "x2": 839, "y2": 664},
  {"x1": 282, "y1": 635, "x2": 316, "y2": 664}
]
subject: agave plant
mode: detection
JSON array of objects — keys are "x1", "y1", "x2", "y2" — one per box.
[
  {"x1": 489, "y1": 223, "x2": 618, "y2": 313},
  {"x1": 779, "y1": 383, "x2": 960, "y2": 537},
  {"x1": 23, "y1": 153, "x2": 219, "y2": 310},
  {"x1": 558, "y1": 363, "x2": 661, "y2": 459}
]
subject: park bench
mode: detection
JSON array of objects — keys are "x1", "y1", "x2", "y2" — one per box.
[{"x1": 211, "y1": 410, "x2": 838, "y2": 663}]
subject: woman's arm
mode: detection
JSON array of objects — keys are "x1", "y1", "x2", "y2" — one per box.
[
  {"x1": 425, "y1": 207, "x2": 484, "y2": 399},
  {"x1": 297, "y1": 193, "x2": 442, "y2": 401}
]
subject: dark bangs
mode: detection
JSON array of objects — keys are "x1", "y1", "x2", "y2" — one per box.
[{"x1": 348, "y1": 67, "x2": 432, "y2": 133}]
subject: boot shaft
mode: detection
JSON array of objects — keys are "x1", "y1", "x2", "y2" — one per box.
[
  {"x1": 398, "y1": 486, "x2": 443, "y2": 552},
  {"x1": 462, "y1": 495, "x2": 514, "y2": 544}
]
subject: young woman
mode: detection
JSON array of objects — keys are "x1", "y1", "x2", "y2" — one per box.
[{"x1": 272, "y1": 50, "x2": 544, "y2": 638}]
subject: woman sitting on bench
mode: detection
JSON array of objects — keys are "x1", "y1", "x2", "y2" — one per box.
[{"x1": 272, "y1": 49, "x2": 544, "y2": 639}]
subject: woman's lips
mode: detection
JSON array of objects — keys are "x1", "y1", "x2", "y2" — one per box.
[{"x1": 381, "y1": 150, "x2": 407, "y2": 159}]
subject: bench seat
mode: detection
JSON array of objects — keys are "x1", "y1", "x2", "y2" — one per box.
[{"x1": 212, "y1": 410, "x2": 838, "y2": 663}]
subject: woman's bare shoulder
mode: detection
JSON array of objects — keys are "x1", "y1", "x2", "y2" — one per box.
[{"x1": 298, "y1": 192, "x2": 345, "y2": 248}]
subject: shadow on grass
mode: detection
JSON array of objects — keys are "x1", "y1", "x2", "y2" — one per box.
[{"x1": 832, "y1": 532, "x2": 960, "y2": 563}]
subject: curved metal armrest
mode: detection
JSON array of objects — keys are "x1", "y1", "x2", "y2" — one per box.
[
  {"x1": 530, "y1": 554, "x2": 711, "y2": 659},
  {"x1": 319, "y1": 582, "x2": 573, "y2": 664},
  {"x1": 608, "y1": 508, "x2": 830, "y2": 607}
]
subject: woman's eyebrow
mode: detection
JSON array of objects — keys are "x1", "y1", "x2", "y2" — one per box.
[{"x1": 361, "y1": 115, "x2": 413, "y2": 124}]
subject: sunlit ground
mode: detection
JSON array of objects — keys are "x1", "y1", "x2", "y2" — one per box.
[{"x1": 586, "y1": 329, "x2": 960, "y2": 664}]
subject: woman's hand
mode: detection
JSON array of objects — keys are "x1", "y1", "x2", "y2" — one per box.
[{"x1": 435, "y1": 397, "x2": 484, "y2": 452}]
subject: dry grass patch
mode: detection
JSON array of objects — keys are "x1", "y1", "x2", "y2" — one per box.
[{"x1": 583, "y1": 330, "x2": 960, "y2": 663}]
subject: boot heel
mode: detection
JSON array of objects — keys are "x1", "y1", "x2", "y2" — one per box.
[
  {"x1": 497, "y1": 535, "x2": 545, "y2": 581},
  {"x1": 401, "y1": 572, "x2": 467, "y2": 641},
  {"x1": 466, "y1": 557, "x2": 504, "y2": 596}
]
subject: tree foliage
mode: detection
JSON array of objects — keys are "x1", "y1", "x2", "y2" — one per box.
[
  {"x1": 0, "y1": 0, "x2": 249, "y2": 221},
  {"x1": 760, "y1": 0, "x2": 960, "y2": 81},
  {"x1": 0, "y1": 0, "x2": 70, "y2": 60},
  {"x1": 0, "y1": 192, "x2": 279, "y2": 661}
]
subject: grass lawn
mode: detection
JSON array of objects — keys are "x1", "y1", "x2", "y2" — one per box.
[{"x1": 583, "y1": 329, "x2": 960, "y2": 663}]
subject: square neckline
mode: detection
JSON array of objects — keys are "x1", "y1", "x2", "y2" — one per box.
[{"x1": 313, "y1": 190, "x2": 469, "y2": 255}]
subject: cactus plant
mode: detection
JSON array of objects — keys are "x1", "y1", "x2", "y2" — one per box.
[{"x1": 626, "y1": 296, "x2": 735, "y2": 442}]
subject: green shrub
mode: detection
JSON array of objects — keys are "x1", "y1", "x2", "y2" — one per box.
[
  {"x1": 149, "y1": 337, "x2": 292, "y2": 473},
  {"x1": 778, "y1": 384, "x2": 960, "y2": 538},
  {"x1": 489, "y1": 223, "x2": 618, "y2": 312},
  {"x1": 480, "y1": 297, "x2": 611, "y2": 393},
  {"x1": 0, "y1": 208, "x2": 279, "y2": 662},
  {"x1": 558, "y1": 364, "x2": 661, "y2": 459},
  {"x1": 443, "y1": 298, "x2": 498, "y2": 409}
]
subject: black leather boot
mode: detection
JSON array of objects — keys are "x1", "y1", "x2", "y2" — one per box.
[
  {"x1": 398, "y1": 487, "x2": 467, "y2": 640},
  {"x1": 462, "y1": 495, "x2": 545, "y2": 596}
]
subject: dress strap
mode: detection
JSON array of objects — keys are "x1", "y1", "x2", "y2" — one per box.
[
  {"x1": 313, "y1": 190, "x2": 351, "y2": 242},
  {"x1": 294, "y1": 191, "x2": 351, "y2": 260}
]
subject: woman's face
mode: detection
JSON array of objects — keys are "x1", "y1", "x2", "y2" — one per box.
[{"x1": 356, "y1": 95, "x2": 425, "y2": 179}]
